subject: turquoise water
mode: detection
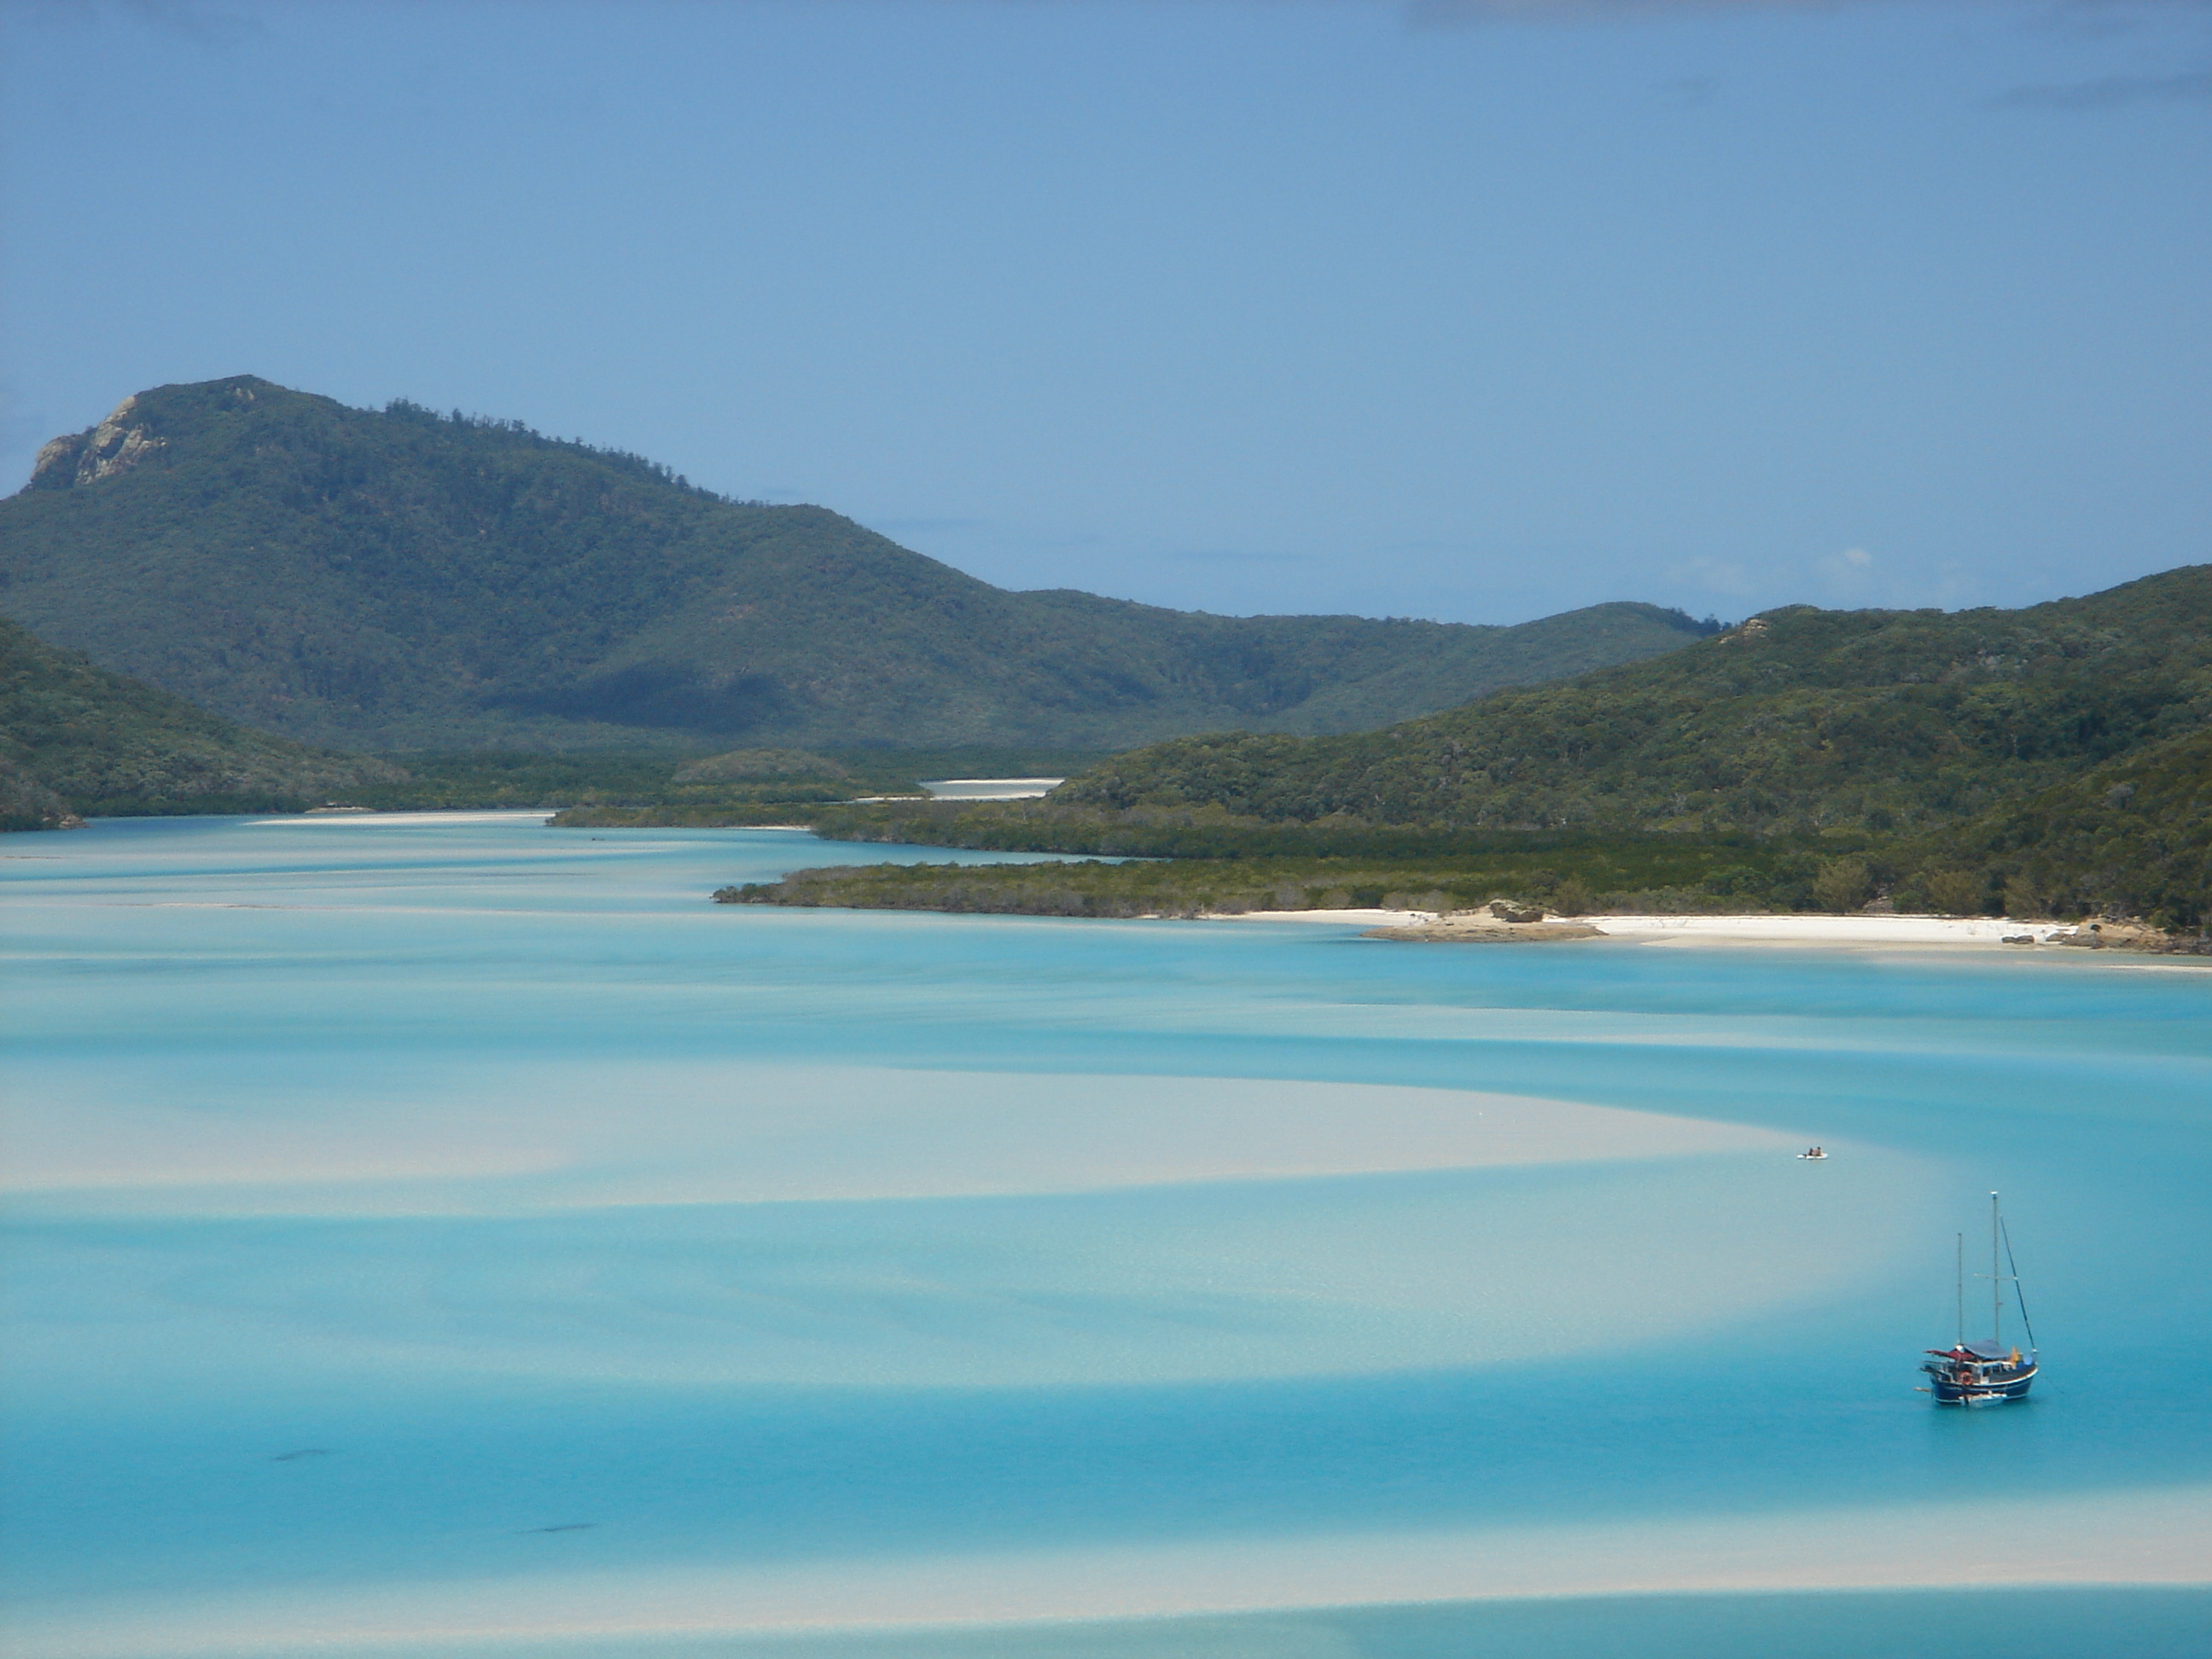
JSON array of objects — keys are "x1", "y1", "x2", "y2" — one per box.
[{"x1": 4, "y1": 814, "x2": 2210, "y2": 1656}]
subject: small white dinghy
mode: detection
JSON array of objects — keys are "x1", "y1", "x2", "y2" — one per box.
[{"x1": 1797, "y1": 1146, "x2": 1829, "y2": 1160}]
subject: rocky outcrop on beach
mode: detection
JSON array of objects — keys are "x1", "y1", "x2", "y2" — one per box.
[
  {"x1": 1364, "y1": 905, "x2": 1603, "y2": 944},
  {"x1": 2041, "y1": 921, "x2": 2211, "y2": 955}
]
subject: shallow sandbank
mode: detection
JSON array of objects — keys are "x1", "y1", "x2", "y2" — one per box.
[
  {"x1": 3, "y1": 1066, "x2": 1795, "y2": 1214},
  {"x1": 29, "y1": 1481, "x2": 2210, "y2": 1658}
]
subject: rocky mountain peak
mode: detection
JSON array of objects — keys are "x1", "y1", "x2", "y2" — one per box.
[{"x1": 29, "y1": 396, "x2": 168, "y2": 491}]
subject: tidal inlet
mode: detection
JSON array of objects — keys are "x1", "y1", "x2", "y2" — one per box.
[{"x1": 6, "y1": 814, "x2": 2210, "y2": 1658}]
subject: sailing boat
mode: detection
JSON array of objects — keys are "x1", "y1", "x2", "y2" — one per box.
[{"x1": 1920, "y1": 1192, "x2": 2039, "y2": 1405}]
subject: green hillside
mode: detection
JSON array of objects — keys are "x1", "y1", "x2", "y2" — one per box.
[
  {"x1": 0, "y1": 617, "x2": 404, "y2": 829},
  {"x1": 1914, "y1": 725, "x2": 2212, "y2": 927},
  {"x1": 0, "y1": 377, "x2": 1713, "y2": 752},
  {"x1": 713, "y1": 568, "x2": 2210, "y2": 930},
  {"x1": 1056, "y1": 568, "x2": 2212, "y2": 839}
]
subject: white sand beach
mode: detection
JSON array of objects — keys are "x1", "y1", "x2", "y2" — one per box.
[
  {"x1": 1590, "y1": 913, "x2": 2063, "y2": 946},
  {"x1": 1210, "y1": 908, "x2": 2128, "y2": 951},
  {"x1": 920, "y1": 777, "x2": 1066, "y2": 800}
]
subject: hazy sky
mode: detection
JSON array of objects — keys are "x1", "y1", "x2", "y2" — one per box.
[{"x1": 3, "y1": 0, "x2": 2207, "y2": 625}]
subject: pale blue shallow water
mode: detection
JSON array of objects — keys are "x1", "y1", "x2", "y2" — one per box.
[{"x1": 4, "y1": 814, "x2": 2211, "y2": 1656}]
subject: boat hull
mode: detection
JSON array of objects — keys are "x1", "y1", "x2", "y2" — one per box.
[{"x1": 1926, "y1": 1363, "x2": 2036, "y2": 1405}]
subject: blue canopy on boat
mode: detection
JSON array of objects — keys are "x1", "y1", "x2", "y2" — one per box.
[{"x1": 1963, "y1": 1340, "x2": 2022, "y2": 1360}]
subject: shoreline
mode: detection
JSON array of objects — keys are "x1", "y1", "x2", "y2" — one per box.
[
  {"x1": 246, "y1": 810, "x2": 556, "y2": 827},
  {"x1": 1205, "y1": 907, "x2": 2198, "y2": 955}
]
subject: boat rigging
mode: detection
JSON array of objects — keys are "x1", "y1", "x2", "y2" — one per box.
[{"x1": 1918, "y1": 1192, "x2": 2038, "y2": 1405}]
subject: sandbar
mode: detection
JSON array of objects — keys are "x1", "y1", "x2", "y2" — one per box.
[
  {"x1": 4, "y1": 1065, "x2": 1796, "y2": 1214},
  {"x1": 25, "y1": 1481, "x2": 2209, "y2": 1658}
]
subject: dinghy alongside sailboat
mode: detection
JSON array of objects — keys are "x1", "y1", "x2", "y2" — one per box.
[{"x1": 1920, "y1": 1192, "x2": 2038, "y2": 1405}]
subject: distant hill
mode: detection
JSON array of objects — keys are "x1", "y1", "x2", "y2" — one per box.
[
  {"x1": 0, "y1": 377, "x2": 1714, "y2": 752},
  {"x1": 1056, "y1": 567, "x2": 2212, "y2": 840},
  {"x1": 0, "y1": 617, "x2": 403, "y2": 828}
]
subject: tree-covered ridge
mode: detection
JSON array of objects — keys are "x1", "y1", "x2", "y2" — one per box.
[
  {"x1": 1919, "y1": 725, "x2": 2212, "y2": 928},
  {"x1": 710, "y1": 772, "x2": 2212, "y2": 928},
  {"x1": 0, "y1": 617, "x2": 404, "y2": 828},
  {"x1": 711, "y1": 832, "x2": 1799, "y2": 922},
  {"x1": 0, "y1": 375, "x2": 1714, "y2": 751},
  {"x1": 698, "y1": 762, "x2": 2212, "y2": 930},
  {"x1": 1056, "y1": 567, "x2": 2212, "y2": 839},
  {"x1": 672, "y1": 748, "x2": 853, "y2": 784}
]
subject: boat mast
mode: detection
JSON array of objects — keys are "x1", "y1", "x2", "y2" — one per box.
[
  {"x1": 1990, "y1": 1192, "x2": 2003, "y2": 1348},
  {"x1": 1955, "y1": 1232, "x2": 1965, "y2": 1348}
]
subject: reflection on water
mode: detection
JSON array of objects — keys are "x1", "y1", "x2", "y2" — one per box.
[{"x1": 4, "y1": 814, "x2": 2211, "y2": 1656}]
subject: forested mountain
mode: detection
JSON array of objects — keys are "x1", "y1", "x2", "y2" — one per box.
[
  {"x1": 0, "y1": 618, "x2": 403, "y2": 829},
  {"x1": 0, "y1": 377, "x2": 1714, "y2": 752},
  {"x1": 1055, "y1": 567, "x2": 2212, "y2": 839}
]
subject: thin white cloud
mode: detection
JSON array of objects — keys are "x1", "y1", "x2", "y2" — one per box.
[
  {"x1": 1666, "y1": 555, "x2": 1758, "y2": 597},
  {"x1": 1776, "y1": 545, "x2": 1877, "y2": 607},
  {"x1": 1404, "y1": 0, "x2": 2212, "y2": 20},
  {"x1": 1992, "y1": 67, "x2": 2212, "y2": 105},
  {"x1": 15, "y1": 0, "x2": 262, "y2": 43},
  {"x1": 1407, "y1": 0, "x2": 1842, "y2": 19}
]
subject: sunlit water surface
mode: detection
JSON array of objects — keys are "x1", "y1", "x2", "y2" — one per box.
[{"x1": 4, "y1": 814, "x2": 2210, "y2": 1657}]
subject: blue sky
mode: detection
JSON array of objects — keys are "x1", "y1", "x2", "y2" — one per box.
[{"x1": 3, "y1": 0, "x2": 2207, "y2": 625}]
